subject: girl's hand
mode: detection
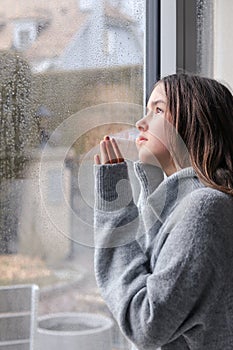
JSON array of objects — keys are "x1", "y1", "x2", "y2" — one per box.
[{"x1": 94, "y1": 136, "x2": 125, "y2": 165}]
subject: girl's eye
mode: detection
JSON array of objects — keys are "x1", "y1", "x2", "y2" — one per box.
[
  {"x1": 144, "y1": 107, "x2": 163, "y2": 118},
  {"x1": 155, "y1": 107, "x2": 163, "y2": 114}
]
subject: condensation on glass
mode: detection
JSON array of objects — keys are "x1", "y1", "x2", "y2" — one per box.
[
  {"x1": 196, "y1": 0, "x2": 214, "y2": 76},
  {"x1": 0, "y1": 0, "x2": 145, "y2": 349}
]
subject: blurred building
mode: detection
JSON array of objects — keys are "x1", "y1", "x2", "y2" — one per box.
[{"x1": 0, "y1": 0, "x2": 144, "y2": 72}]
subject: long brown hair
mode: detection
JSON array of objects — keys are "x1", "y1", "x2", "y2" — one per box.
[{"x1": 162, "y1": 73, "x2": 233, "y2": 196}]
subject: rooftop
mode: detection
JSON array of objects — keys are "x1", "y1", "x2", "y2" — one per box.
[{"x1": 0, "y1": 0, "x2": 136, "y2": 63}]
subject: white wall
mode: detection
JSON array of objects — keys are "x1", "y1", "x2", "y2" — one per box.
[{"x1": 214, "y1": 0, "x2": 233, "y2": 89}]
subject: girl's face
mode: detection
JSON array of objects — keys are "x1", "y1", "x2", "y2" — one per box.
[{"x1": 136, "y1": 82, "x2": 177, "y2": 175}]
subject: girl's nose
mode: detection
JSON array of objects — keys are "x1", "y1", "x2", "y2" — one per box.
[{"x1": 136, "y1": 116, "x2": 148, "y2": 132}]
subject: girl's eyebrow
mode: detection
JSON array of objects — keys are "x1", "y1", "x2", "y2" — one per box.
[{"x1": 151, "y1": 99, "x2": 166, "y2": 106}]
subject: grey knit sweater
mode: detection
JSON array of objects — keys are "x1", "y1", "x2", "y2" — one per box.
[{"x1": 94, "y1": 161, "x2": 233, "y2": 350}]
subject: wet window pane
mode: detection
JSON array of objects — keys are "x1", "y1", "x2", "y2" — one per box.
[
  {"x1": 0, "y1": 0, "x2": 145, "y2": 349},
  {"x1": 177, "y1": 0, "x2": 232, "y2": 89},
  {"x1": 196, "y1": 0, "x2": 214, "y2": 76}
]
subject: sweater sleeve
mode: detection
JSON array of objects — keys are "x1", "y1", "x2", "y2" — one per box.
[
  {"x1": 94, "y1": 170, "x2": 229, "y2": 350},
  {"x1": 94, "y1": 162, "x2": 140, "y2": 248},
  {"x1": 93, "y1": 161, "x2": 163, "y2": 248}
]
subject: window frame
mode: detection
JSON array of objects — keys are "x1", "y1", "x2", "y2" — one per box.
[{"x1": 144, "y1": 0, "x2": 176, "y2": 105}]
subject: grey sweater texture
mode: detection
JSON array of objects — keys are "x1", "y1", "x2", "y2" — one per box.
[{"x1": 94, "y1": 161, "x2": 233, "y2": 350}]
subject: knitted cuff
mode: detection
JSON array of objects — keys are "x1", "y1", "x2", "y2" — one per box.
[
  {"x1": 134, "y1": 161, "x2": 164, "y2": 199},
  {"x1": 94, "y1": 162, "x2": 133, "y2": 211}
]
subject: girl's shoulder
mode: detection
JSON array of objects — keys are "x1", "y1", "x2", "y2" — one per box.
[
  {"x1": 179, "y1": 186, "x2": 233, "y2": 224},
  {"x1": 189, "y1": 185, "x2": 233, "y2": 204}
]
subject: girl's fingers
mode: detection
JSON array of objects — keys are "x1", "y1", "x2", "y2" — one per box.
[
  {"x1": 100, "y1": 140, "x2": 111, "y2": 164},
  {"x1": 105, "y1": 139, "x2": 118, "y2": 164},
  {"x1": 112, "y1": 138, "x2": 124, "y2": 162},
  {"x1": 94, "y1": 154, "x2": 101, "y2": 165},
  {"x1": 94, "y1": 136, "x2": 124, "y2": 164}
]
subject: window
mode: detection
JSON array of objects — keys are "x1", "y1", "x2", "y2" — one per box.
[
  {"x1": 146, "y1": 0, "x2": 232, "y2": 90},
  {"x1": 18, "y1": 30, "x2": 31, "y2": 49},
  {"x1": 1, "y1": 1, "x2": 232, "y2": 349},
  {"x1": 13, "y1": 19, "x2": 37, "y2": 50},
  {"x1": 0, "y1": 0, "x2": 145, "y2": 349},
  {"x1": 106, "y1": 29, "x2": 116, "y2": 55},
  {"x1": 176, "y1": 0, "x2": 214, "y2": 76}
]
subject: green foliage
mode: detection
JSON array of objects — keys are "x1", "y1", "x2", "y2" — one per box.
[
  {"x1": 0, "y1": 51, "x2": 38, "y2": 253},
  {"x1": 0, "y1": 51, "x2": 38, "y2": 179}
]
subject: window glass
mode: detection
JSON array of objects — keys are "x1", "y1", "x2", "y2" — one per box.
[
  {"x1": 196, "y1": 0, "x2": 214, "y2": 76},
  {"x1": 0, "y1": 0, "x2": 144, "y2": 348},
  {"x1": 178, "y1": 0, "x2": 233, "y2": 89}
]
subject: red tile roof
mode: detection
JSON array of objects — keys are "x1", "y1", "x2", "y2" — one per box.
[
  {"x1": 0, "y1": 0, "x2": 89, "y2": 60},
  {"x1": 0, "y1": 0, "x2": 136, "y2": 62}
]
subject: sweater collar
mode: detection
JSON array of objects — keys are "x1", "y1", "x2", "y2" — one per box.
[{"x1": 147, "y1": 167, "x2": 204, "y2": 223}]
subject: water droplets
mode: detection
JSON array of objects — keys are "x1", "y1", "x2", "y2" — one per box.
[{"x1": 0, "y1": 51, "x2": 39, "y2": 252}]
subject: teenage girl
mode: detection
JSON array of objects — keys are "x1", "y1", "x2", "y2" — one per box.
[{"x1": 93, "y1": 74, "x2": 233, "y2": 350}]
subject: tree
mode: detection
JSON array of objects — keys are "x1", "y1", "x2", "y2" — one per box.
[{"x1": 0, "y1": 51, "x2": 38, "y2": 253}]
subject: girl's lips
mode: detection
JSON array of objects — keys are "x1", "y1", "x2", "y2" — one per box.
[{"x1": 136, "y1": 136, "x2": 148, "y2": 145}]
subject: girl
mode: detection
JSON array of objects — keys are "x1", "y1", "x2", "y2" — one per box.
[{"x1": 93, "y1": 74, "x2": 233, "y2": 350}]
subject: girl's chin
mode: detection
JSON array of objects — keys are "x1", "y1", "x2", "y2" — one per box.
[{"x1": 138, "y1": 151, "x2": 162, "y2": 168}]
